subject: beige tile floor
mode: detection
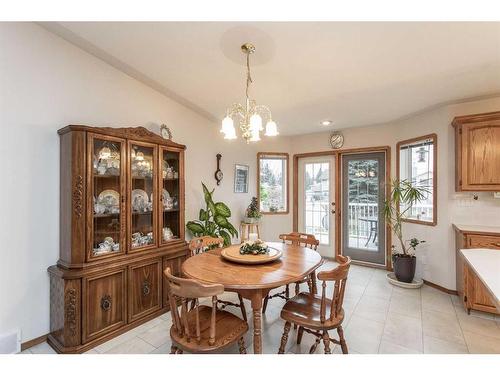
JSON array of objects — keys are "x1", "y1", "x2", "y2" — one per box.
[{"x1": 21, "y1": 263, "x2": 500, "y2": 354}]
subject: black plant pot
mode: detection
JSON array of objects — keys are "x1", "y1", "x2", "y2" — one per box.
[{"x1": 392, "y1": 255, "x2": 416, "y2": 283}]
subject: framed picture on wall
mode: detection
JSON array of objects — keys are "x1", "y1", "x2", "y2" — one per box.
[{"x1": 234, "y1": 164, "x2": 249, "y2": 193}]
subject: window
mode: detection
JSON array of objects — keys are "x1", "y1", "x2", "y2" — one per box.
[
  {"x1": 397, "y1": 134, "x2": 437, "y2": 225},
  {"x1": 258, "y1": 153, "x2": 289, "y2": 214}
]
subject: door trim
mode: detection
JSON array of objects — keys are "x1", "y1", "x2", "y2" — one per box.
[{"x1": 293, "y1": 146, "x2": 392, "y2": 270}]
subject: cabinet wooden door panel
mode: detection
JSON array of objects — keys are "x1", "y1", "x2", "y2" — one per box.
[
  {"x1": 471, "y1": 274, "x2": 497, "y2": 313},
  {"x1": 468, "y1": 235, "x2": 500, "y2": 249},
  {"x1": 453, "y1": 112, "x2": 500, "y2": 191},
  {"x1": 128, "y1": 259, "x2": 161, "y2": 322},
  {"x1": 465, "y1": 124, "x2": 500, "y2": 187},
  {"x1": 83, "y1": 269, "x2": 126, "y2": 343}
]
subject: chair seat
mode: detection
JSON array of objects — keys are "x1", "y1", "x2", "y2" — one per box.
[
  {"x1": 171, "y1": 305, "x2": 249, "y2": 352},
  {"x1": 280, "y1": 292, "x2": 344, "y2": 329}
]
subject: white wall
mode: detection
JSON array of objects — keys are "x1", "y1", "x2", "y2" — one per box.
[
  {"x1": 0, "y1": 22, "x2": 292, "y2": 343},
  {"x1": 288, "y1": 97, "x2": 500, "y2": 290}
]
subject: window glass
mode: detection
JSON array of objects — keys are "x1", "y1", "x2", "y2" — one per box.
[
  {"x1": 398, "y1": 135, "x2": 436, "y2": 224},
  {"x1": 258, "y1": 153, "x2": 288, "y2": 213}
]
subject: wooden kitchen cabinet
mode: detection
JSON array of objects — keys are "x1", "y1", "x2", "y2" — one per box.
[
  {"x1": 452, "y1": 111, "x2": 500, "y2": 191},
  {"x1": 454, "y1": 224, "x2": 500, "y2": 315}
]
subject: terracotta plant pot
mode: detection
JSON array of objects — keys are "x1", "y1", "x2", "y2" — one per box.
[{"x1": 392, "y1": 254, "x2": 416, "y2": 283}]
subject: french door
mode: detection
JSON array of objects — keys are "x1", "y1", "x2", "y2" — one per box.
[
  {"x1": 341, "y1": 152, "x2": 387, "y2": 266},
  {"x1": 297, "y1": 156, "x2": 336, "y2": 257}
]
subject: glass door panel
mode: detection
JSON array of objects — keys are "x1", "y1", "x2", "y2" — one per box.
[
  {"x1": 160, "y1": 148, "x2": 181, "y2": 243},
  {"x1": 297, "y1": 155, "x2": 335, "y2": 258},
  {"x1": 90, "y1": 135, "x2": 125, "y2": 259},
  {"x1": 342, "y1": 152, "x2": 386, "y2": 265},
  {"x1": 129, "y1": 142, "x2": 157, "y2": 251}
]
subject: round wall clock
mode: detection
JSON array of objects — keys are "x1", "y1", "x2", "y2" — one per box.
[
  {"x1": 160, "y1": 124, "x2": 172, "y2": 140},
  {"x1": 329, "y1": 132, "x2": 344, "y2": 149}
]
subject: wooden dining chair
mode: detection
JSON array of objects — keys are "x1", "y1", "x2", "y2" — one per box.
[
  {"x1": 188, "y1": 236, "x2": 247, "y2": 321},
  {"x1": 277, "y1": 255, "x2": 351, "y2": 354},
  {"x1": 164, "y1": 267, "x2": 249, "y2": 354},
  {"x1": 262, "y1": 232, "x2": 320, "y2": 314}
]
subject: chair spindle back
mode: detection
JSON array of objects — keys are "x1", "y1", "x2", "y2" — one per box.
[
  {"x1": 279, "y1": 232, "x2": 319, "y2": 250},
  {"x1": 317, "y1": 255, "x2": 351, "y2": 323},
  {"x1": 188, "y1": 236, "x2": 224, "y2": 257},
  {"x1": 164, "y1": 267, "x2": 224, "y2": 345}
]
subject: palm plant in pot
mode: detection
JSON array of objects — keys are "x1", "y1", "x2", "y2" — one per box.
[{"x1": 384, "y1": 179, "x2": 428, "y2": 283}]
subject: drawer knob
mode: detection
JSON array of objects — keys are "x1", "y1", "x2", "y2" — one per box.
[
  {"x1": 493, "y1": 243, "x2": 500, "y2": 247},
  {"x1": 100, "y1": 295, "x2": 112, "y2": 311},
  {"x1": 142, "y1": 281, "x2": 151, "y2": 296}
]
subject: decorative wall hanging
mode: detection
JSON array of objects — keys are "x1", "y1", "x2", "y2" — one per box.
[
  {"x1": 215, "y1": 154, "x2": 223, "y2": 185},
  {"x1": 234, "y1": 164, "x2": 249, "y2": 193}
]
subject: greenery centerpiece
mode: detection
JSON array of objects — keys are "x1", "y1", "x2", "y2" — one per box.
[
  {"x1": 384, "y1": 179, "x2": 428, "y2": 283},
  {"x1": 239, "y1": 239, "x2": 269, "y2": 255},
  {"x1": 244, "y1": 197, "x2": 262, "y2": 224},
  {"x1": 186, "y1": 182, "x2": 238, "y2": 247}
]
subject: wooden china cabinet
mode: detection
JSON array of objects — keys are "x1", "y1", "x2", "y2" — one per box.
[{"x1": 48, "y1": 125, "x2": 188, "y2": 353}]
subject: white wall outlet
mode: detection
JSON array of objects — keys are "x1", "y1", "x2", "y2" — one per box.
[{"x1": 494, "y1": 192, "x2": 500, "y2": 199}]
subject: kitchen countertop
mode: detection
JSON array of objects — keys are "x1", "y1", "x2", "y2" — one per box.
[
  {"x1": 460, "y1": 249, "x2": 500, "y2": 311},
  {"x1": 453, "y1": 224, "x2": 500, "y2": 234}
]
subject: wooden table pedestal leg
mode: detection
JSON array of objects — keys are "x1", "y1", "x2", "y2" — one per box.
[{"x1": 250, "y1": 289, "x2": 263, "y2": 354}]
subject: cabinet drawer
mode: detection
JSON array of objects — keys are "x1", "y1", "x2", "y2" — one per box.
[
  {"x1": 467, "y1": 235, "x2": 500, "y2": 249},
  {"x1": 83, "y1": 269, "x2": 126, "y2": 343},
  {"x1": 128, "y1": 259, "x2": 161, "y2": 322}
]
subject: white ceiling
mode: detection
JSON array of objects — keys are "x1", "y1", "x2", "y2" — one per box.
[{"x1": 43, "y1": 22, "x2": 500, "y2": 135}]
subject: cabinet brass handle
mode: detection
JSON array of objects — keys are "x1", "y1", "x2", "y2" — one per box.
[
  {"x1": 492, "y1": 243, "x2": 500, "y2": 247},
  {"x1": 142, "y1": 281, "x2": 151, "y2": 296},
  {"x1": 100, "y1": 295, "x2": 112, "y2": 311}
]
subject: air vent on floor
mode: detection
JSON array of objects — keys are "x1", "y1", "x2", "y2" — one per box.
[{"x1": 0, "y1": 329, "x2": 21, "y2": 354}]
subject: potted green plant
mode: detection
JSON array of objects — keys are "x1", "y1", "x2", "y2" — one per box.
[
  {"x1": 384, "y1": 179, "x2": 428, "y2": 283},
  {"x1": 186, "y1": 182, "x2": 238, "y2": 246},
  {"x1": 244, "y1": 197, "x2": 262, "y2": 224}
]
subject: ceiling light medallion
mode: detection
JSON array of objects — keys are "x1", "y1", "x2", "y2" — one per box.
[{"x1": 220, "y1": 43, "x2": 278, "y2": 143}]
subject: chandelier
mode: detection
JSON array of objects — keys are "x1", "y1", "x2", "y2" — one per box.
[{"x1": 220, "y1": 43, "x2": 279, "y2": 143}]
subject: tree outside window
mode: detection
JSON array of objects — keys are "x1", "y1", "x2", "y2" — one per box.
[{"x1": 258, "y1": 153, "x2": 288, "y2": 214}]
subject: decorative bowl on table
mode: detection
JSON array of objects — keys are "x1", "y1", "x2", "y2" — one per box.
[{"x1": 221, "y1": 240, "x2": 282, "y2": 265}]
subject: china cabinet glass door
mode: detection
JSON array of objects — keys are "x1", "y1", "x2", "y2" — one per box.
[
  {"x1": 129, "y1": 141, "x2": 157, "y2": 252},
  {"x1": 159, "y1": 148, "x2": 182, "y2": 244},
  {"x1": 88, "y1": 134, "x2": 126, "y2": 260}
]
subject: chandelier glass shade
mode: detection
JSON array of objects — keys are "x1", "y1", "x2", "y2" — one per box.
[{"x1": 220, "y1": 43, "x2": 279, "y2": 143}]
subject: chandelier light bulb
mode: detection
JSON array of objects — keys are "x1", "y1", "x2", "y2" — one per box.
[
  {"x1": 250, "y1": 113, "x2": 263, "y2": 132},
  {"x1": 221, "y1": 116, "x2": 234, "y2": 134},
  {"x1": 249, "y1": 128, "x2": 261, "y2": 142},
  {"x1": 223, "y1": 127, "x2": 237, "y2": 140},
  {"x1": 265, "y1": 120, "x2": 279, "y2": 136}
]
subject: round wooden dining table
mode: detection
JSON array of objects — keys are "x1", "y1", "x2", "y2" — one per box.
[{"x1": 182, "y1": 241, "x2": 323, "y2": 354}]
